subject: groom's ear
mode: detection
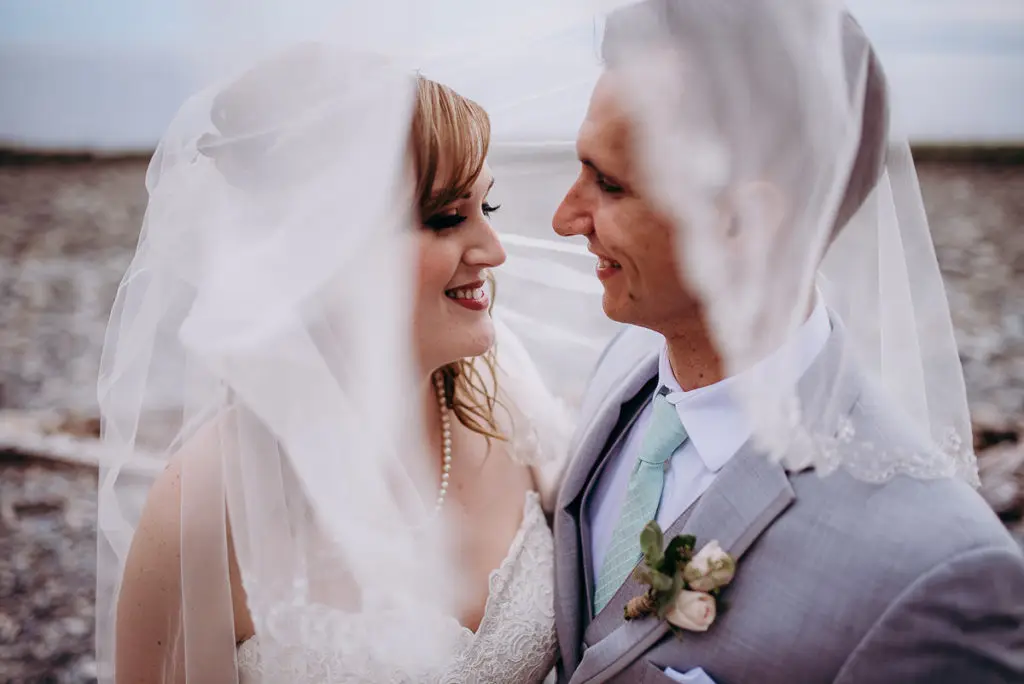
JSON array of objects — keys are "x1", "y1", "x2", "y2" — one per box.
[
  {"x1": 831, "y1": 13, "x2": 890, "y2": 241},
  {"x1": 719, "y1": 181, "x2": 785, "y2": 243}
]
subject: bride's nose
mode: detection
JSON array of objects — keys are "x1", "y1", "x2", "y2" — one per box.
[{"x1": 465, "y1": 222, "x2": 507, "y2": 268}]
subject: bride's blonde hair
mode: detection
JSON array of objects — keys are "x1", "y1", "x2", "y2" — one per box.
[{"x1": 412, "y1": 76, "x2": 505, "y2": 441}]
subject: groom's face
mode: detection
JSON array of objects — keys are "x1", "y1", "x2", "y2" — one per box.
[{"x1": 552, "y1": 73, "x2": 700, "y2": 332}]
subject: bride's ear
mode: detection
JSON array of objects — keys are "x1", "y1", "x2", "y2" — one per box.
[{"x1": 718, "y1": 181, "x2": 786, "y2": 241}]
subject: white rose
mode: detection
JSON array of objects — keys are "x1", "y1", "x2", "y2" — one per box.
[
  {"x1": 665, "y1": 590, "x2": 717, "y2": 632},
  {"x1": 682, "y1": 540, "x2": 735, "y2": 593}
]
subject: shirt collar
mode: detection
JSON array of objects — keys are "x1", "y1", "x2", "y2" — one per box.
[{"x1": 658, "y1": 296, "x2": 832, "y2": 473}]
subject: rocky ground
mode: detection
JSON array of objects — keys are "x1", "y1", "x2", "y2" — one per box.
[
  {"x1": 0, "y1": 453, "x2": 97, "y2": 684},
  {"x1": 0, "y1": 155, "x2": 1022, "y2": 681}
]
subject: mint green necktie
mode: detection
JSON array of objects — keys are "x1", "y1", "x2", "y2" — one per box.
[{"x1": 593, "y1": 394, "x2": 688, "y2": 614}]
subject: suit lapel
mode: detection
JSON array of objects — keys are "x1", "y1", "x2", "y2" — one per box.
[
  {"x1": 582, "y1": 498, "x2": 698, "y2": 647},
  {"x1": 569, "y1": 314, "x2": 864, "y2": 684},
  {"x1": 560, "y1": 350, "x2": 661, "y2": 511},
  {"x1": 573, "y1": 445, "x2": 795, "y2": 683},
  {"x1": 555, "y1": 344, "x2": 660, "y2": 676}
]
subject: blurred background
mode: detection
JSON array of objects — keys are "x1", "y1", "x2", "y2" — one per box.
[{"x1": 1, "y1": 0, "x2": 1022, "y2": 681}]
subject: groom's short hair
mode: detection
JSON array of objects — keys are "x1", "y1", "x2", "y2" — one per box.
[{"x1": 601, "y1": 1, "x2": 889, "y2": 244}]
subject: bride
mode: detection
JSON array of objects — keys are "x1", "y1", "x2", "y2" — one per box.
[{"x1": 97, "y1": 41, "x2": 577, "y2": 683}]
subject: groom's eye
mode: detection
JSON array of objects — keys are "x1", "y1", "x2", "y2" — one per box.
[{"x1": 596, "y1": 176, "x2": 624, "y2": 194}]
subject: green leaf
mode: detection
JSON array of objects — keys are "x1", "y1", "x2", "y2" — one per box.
[
  {"x1": 632, "y1": 565, "x2": 654, "y2": 587},
  {"x1": 656, "y1": 572, "x2": 686, "y2": 619},
  {"x1": 652, "y1": 587, "x2": 675, "y2": 615},
  {"x1": 639, "y1": 521, "x2": 665, "y2": 567},
  {"x1": 662, "y1": 535, "x2": 695, "y2": 574},
  {"x1": 649, "y1": 569, "x2": 673, "y2": 593}
]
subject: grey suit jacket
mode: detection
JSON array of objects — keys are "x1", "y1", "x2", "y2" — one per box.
[{"x1": 554, "y1": 321, "x2": 1024, "y2": 684}]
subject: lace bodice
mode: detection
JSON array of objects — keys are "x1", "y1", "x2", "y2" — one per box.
[{"x1": 236, "y1": 491, "x2": 558, "y2": 683}]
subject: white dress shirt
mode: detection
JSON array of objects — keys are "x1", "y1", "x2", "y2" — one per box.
[{"x1": 588, "y1": 299, "x2": 832, "y2": 574}]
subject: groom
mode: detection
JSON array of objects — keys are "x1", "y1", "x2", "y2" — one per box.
[{"x1": 551, "y1": 4, "x2": 1024, "y2": 684}]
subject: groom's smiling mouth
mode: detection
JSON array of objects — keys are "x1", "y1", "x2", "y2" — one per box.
[{"x1": 595, "y1": 257, "x2": 622, "y2": 281}]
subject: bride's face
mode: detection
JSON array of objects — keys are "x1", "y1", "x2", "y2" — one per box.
[
  {"x1": 413, "y1": 164, "x2": 505, "y2": 372},
  {"x1": 553, "y1": 73, "x2": 701, "y2": 334}
]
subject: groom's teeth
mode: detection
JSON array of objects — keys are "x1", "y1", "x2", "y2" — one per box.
[{"x1": 598, "y1": 258, "x2": 621, "y2": 269}]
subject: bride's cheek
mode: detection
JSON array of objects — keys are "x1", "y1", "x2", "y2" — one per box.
[
  {"x1": 411, "y1": 237, "x2": 444, "y2": 307},
  {"x1": 412, "y1": 235, "x2": 448, "y2": 301}
]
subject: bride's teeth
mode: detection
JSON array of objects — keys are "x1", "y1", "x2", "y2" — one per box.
[{"x1": 447, "y1": 286, "x2": 487, "y2": 301}]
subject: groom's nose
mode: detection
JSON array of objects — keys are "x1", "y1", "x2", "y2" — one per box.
[{"x1": 552, "y1": 182, "x2": 593, "y2": 237}]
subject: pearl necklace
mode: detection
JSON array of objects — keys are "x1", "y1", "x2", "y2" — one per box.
[{"x1": 433, "y1": 371, "x2": 453, "y2": 512}]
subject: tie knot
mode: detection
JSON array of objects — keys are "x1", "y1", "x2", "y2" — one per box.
[{"x1": 637, "y1": 394, "x2": 688, "y2": 466}]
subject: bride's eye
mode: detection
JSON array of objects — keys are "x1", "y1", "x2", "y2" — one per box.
[
  {"x1": 482, "y1": 202, "x2": 501, "y2": 218},
  {"x1": 425, "y1": 209, "x2": 467, "y2": 231}
]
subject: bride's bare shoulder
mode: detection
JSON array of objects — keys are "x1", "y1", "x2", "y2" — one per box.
[
  {"x1": 126, "y1": 412, "x2": 234, "y2": 559},
  {"x1": 115, "y1": 411, "x2": 253, "y2": 680}
]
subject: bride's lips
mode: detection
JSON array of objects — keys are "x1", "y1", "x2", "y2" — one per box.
[
  {"x1": 445, "y1": 280, "x2": 489, "y2": 311},
  {"x1": 595, "y1": 256, "x2": 622, "y2": 281}
]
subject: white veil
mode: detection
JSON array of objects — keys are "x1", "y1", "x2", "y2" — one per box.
[
  {"x1": 95, "y1": 0, "x2": 976, "y2": 681},
  {"x1": 602, "y1": 0, "x2": 977, "y2": 483},
  {"x1": 96, "y1": 2, "x2": 618, "y2": 681}
]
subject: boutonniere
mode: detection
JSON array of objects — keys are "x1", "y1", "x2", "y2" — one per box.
[{"x1": 624, "y1": 521, "x2": 736, "y2": 633}]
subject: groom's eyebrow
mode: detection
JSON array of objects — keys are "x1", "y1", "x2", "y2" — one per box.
[
  {"x1": 582, "y1": 158, "x2": 624, "y2": 185},
  {"x1": 582, "y1": 159, "x2": 606, "y2": 176}
]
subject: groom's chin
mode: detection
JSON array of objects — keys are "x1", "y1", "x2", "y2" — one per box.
[{"x1": 601, "y1": 291, "x2": 635, "y2": 325}]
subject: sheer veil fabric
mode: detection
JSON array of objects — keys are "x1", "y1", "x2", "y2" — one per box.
[
  {"x1": 95, "y1": 1, "x2": 976, "y2": 681},
  {"x1": 602, "y1": 0, "x2": 976, "y2": 482}
]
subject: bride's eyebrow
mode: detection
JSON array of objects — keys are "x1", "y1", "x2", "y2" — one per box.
[
  {"x1": 461, "y1": 178, "x2": 496, "y2": 200},
  {"x1": 430, "y1": 178, "x2": 495, "y2": 208}
]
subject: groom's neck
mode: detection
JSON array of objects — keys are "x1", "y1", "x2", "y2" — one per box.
[
  {"x1": 662, "y1": 319, "x2": 725, "y2": 392},
  {"x1": 660, "y1": 292, "x2": 818, "y2": 392}
]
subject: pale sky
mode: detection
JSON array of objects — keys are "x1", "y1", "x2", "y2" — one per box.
[{"x1": 1, "y1": 0, "x2": 1021, "y2": 148}]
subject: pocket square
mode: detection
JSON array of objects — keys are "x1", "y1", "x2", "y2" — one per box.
[{"x1": 664, "y1": 667, "x2": 717, "y2": 684}]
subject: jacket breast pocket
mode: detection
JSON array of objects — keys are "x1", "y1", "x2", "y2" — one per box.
[{"x1": 642, "y1": 661, "x2": 718, "y2": 684}]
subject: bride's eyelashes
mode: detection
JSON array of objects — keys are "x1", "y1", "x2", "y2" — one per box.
[
  {"x1": 424, "y1": 201, "x2": 501, "y2": 231},
  {"x1": 425, "y1": 210, "x2": 467, "y2": 231}
]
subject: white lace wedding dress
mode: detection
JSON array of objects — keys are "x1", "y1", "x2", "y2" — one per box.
[{"x1": 236, "y1": 490, "x2": 558, "y2": 683}]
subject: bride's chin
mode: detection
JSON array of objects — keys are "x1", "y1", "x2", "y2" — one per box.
[
  {"x1": 423, "y1": 326, "x2": 496, "y2": 371},
  {"x1": 454, "y1": 325, "x2": 496, "y2": 362},
  {"x1": 458, "y1": 334, "x2": 496, "y2": 362}
]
